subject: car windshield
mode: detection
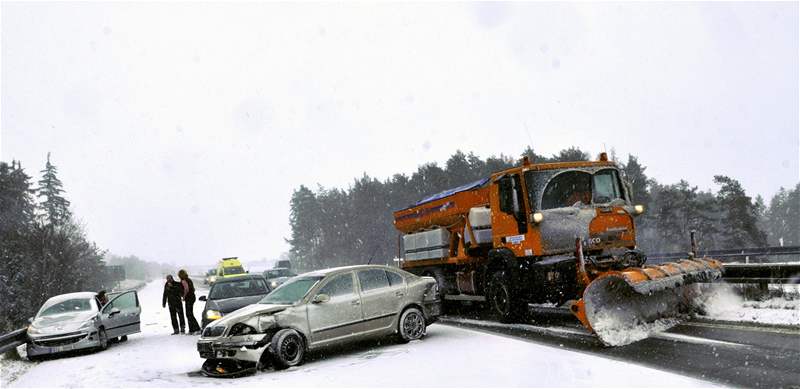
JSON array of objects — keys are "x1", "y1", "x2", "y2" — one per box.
[
  {"x1": 209, "y1": 278, "x2": 269, "y2": 300},
  {"x1": 38, "y1": 298, "x2": 95, "y2": 317},
  {"x1": 259, "y1": 276, "x2": 323, "y2": 305},
  {"x1": 223, "y1": 266, "x2": 245, "y2": 275},
  {"x1": 265, "y1": 269, "x2": 295, "y2": 278}
]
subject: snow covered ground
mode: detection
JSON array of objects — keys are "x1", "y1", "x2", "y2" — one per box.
[
  {"x1": 698, "y1": 284, "x2": 800, "y2": 326},
  {"x1": 2, "y1": 280, "x2": 717, "y2": 388}
]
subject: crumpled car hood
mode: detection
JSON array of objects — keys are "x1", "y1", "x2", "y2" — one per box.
[
  {"x1": 31, "y1": 312, "x2": 96, "y2": 334},
  {"x1": 207, "y1": 303, "x2": 289, "y2": 328}
]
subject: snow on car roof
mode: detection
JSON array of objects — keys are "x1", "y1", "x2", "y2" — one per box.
[
  {"x1": 41, "y1": 292, "x2": 98, "y2": 307},
  {"x1": 300, "y1": 264, "x2": 398, "y2": 277}
]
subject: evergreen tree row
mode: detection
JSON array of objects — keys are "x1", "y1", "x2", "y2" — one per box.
[
  {"x1": 288, "y1": 147, "x2": 798, "y2": 271},
  {"x1": 0, "y1": 155, "x2": 107, "y2": 332}
]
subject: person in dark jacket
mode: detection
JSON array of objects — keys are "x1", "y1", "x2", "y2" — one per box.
[
  {"x1": 162, "y1": 275, "x2": 185, "y2": 334},
  {"x1": 178, "y1": 269, "x2": 201, "y2": 335}
]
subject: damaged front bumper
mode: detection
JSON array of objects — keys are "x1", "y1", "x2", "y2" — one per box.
[
  {"x1": 197, "y1": 334, "x2": 271, "y2": 363},
  {"x1": 27, "y1": 330, "x2": 101, "y2": 357}
]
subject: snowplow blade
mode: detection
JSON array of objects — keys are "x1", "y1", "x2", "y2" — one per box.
[{"x1": 571, "y1": 258, "x2": 724, "y2": 346}]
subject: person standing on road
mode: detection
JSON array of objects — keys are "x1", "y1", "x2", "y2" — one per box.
[
  {"x1": 178, "y1": 269, "x2": 201, "y2": 335},
  {"x1": 162, "y1": 275, "x2": 185, "y2": 335}
]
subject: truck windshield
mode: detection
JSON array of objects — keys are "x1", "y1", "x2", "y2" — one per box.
[
  {"x1": 537, "y1": 169, "x2": 624, "y2": 210},
  {"x1": 259, "y1": 276, "x2": 323, "y2": 305}
]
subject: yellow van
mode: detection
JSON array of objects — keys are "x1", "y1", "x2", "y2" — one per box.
[{"x1": 214, "y1": 257, "x2": 247, "y2": 281}]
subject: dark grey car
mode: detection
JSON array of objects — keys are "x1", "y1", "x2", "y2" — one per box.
[{"x1": 199, "y1": 275, "x2": 271, "y2": 328}]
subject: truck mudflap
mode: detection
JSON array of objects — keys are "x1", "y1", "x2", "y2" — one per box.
[{"x1": 570, "y1": 258, "x2": 724, "y2": 346}]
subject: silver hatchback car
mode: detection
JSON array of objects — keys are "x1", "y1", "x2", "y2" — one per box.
[
  {"x1": 197, "y1": 265, "x2": 440, "y2": 376},
  {"x1": 26, "y1": 290, "x2": 141, "y2": 360}
]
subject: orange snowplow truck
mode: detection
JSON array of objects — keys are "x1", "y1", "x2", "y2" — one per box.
[{"x1": 393, "y1": 153, "x2": 723, "y2": 346}]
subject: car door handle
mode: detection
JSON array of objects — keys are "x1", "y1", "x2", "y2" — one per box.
[
  {"x1": 395, "y1": 292, "x2": 405, "y2": 297},
  {"x1": 350, "y1": 300, "x2": 361, "y2": 306}
]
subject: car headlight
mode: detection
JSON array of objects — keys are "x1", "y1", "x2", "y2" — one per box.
[
  {"x1": 270, "y1": 281, "x2": 278, "y2": 288},
  {"x1": 209, "y1": 276, "x2": 217, "y2": 283},
  {"x1": 257, "y1": 315, "x2": 277, "y2": 332},
  {"x1": 229, "y1": 323, "x2": 257, "y2": 337},
  {"x1": 206, "y1": 310, "x2": 222, "y2": 320},
  {"x1": 27, "y1": 325, "x2": 42, "y2": 335}
]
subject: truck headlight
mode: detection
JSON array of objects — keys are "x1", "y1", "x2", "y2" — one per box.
[
  {"x1": 633, "y1": 204, "x2": 644, "y2": 215},
  {"x1": 206, "y1": 310, "x2": 222, "y2": 320},
  {"x1": 531, "y1": 212, "x2": 544, "y2": 224}
]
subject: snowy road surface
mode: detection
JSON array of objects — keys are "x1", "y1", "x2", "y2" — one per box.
[{"x1": 4, "y1": 280, "x2": 715, "y2": 387}]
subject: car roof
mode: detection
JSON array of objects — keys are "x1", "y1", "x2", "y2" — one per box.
[
  {"x1": 43, "y1": 292, "x2": 98, "y2": 305},
  {"x1": 212, "y1": 274, "x2": 264, "y2": 283},
  {"x1": 300, "y1": 264, "x2": 401, "y2": 278}
]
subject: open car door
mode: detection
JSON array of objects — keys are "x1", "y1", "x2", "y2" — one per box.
[{"x1": 101, "y1": 290, "x2": 142, "y2": 339}]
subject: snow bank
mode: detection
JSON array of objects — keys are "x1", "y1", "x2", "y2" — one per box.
[
  {"x1": 697, "y1": 284, "x2": 800, "y2": 326},
  {"x1": 6, "y1": 280, "x2": 716, "y2": 388}
]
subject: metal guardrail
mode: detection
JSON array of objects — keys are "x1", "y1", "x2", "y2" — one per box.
[
  {"x1": 648, "y1": 245, "x2": 800, "y2": 263},
  {"x1": 648, "y1": 245, "x2": 800, "y2": 284},
  {"x1": 722, "y1": 262, "x2": 800, "y2": 284},
  {"x1": 0, "y1": 328, "x2": 27, "y2": 355}
]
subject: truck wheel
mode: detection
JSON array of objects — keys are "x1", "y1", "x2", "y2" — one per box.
[
  {"x1": 487, "y1": 271, "x2": 525, "y2": 323},
  {"x1": 397, "y1": 307, "x2": 426, "y2": 343},
  {"x1": 270, "y1": 329, "x2": 305, "y2": 369}
]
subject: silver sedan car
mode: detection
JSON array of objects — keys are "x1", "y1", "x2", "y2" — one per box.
[
  {"x1": 26, "y1": 291, "x2": 141, "y2": 360},
  {"x1": 197, "y1": 265, "x2": 440, "y2": 376}
]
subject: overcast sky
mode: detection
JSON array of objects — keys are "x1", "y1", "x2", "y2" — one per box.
[{"x1": 2, "y1": 2, "x2": 798, "y2": 266}]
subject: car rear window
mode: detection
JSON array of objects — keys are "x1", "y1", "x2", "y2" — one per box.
[
  {"x1": 387, "y1": 271, "x2": 404, "y2": 286},
  {"x1": 358, "y1": 269, "x2": 390, "y2": 292},
  {"x1": 210, "y1": 278, "x2": 269, "y2": 299}
]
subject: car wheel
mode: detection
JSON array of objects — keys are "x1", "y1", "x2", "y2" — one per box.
[
  {"x1": 119, "y1": 335, "x2": 128, "y2": 342},
  {"x1": 397, "y1": 307, "x2": 426, "y2": 343},
  {"x1": 270, "y1": 329, "x2": 305, "y2": 369},
  {"x1": 97, "y1": 328, "x2": 109, "y2": 351}
]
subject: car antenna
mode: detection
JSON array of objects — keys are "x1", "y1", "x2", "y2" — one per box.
[{"x1": 366, "y1": 246, "x2": 379, "y2": 265}]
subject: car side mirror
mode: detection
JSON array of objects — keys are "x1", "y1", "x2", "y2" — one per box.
[
  {"x1": 108, "y1": 307, "x2": 121, "y2": 316},
  {"x1": 199, "y1": 296, "x2": 207, "y2": 301},
  {"x1": 312, "y1": 294, "x2": 330, "y2": 304}
]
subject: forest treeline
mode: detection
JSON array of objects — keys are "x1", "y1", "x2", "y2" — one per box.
[
  {"x1": 0, "y1": 156, "x2": 180, "y2": 332},
  {"x1": 0, "y1": 155, "x2": 107, "y2": 331},
  {"x1": 288, "y1": 147, "x2": 799, "y2": 271}
]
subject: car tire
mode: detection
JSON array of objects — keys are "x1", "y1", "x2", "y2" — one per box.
[
  {"x1": 397, "y1": 307, "x2": 426, "y2": 343},
  {"x1": 270, "y1": 329, "x2": 305, "y2": 369},
  {"x1": 97, "y1": 328, "x2": 109, "y2": 351},
  {"x1": 119, "y1": 335, "x2": 128, "y2": 342}
]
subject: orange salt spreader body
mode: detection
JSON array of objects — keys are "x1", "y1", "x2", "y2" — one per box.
[{"x1": 393, "y1": 153, "x2": 723, "y2": 346}]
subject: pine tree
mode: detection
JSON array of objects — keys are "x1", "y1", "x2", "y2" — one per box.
[
  {"x1": 713, "y1": 175, "x2": 767, "y2": 248},
  {"x1": 37, "y1": 153, "x2": 72, "y2": 226}
]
